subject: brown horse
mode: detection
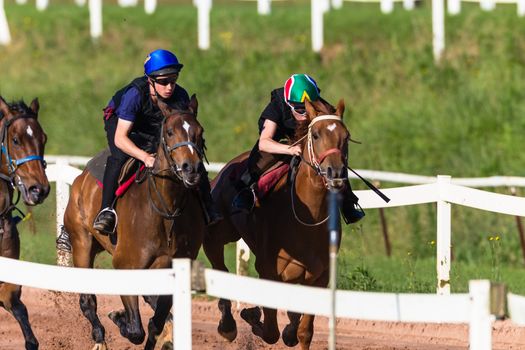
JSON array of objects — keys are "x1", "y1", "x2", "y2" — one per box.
[
  {"x1": 62, "y1": 95, "x2": 206, "y2": 350},
  {"x1": 0, "y1": 97, "x2": 50, "y2": 350},
  {"x1": 203, "y1": 98, "x2": 350, "y2": 350}
]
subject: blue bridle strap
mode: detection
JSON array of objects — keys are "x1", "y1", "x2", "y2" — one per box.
[{"x1": 15, "y1": 155, "x2": 45, "y2": 166}]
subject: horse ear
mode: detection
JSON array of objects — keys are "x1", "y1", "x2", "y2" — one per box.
[
  {"x1": 0, "y1": 96, "x2": 10, "y2": 119},
  {"x1": 305, "y1": 99, "x2": 316, "y2": 121},
  {"x1": 157, "y1": 99, "x2": 174, "y2": 117},
  {"x1": 335, "y1": 99, "x2": 345, "y2": 118},
  {"x1": 30, "y1": 98, "x2": 40, "y2": 116},
  {"x1": 188, "y1": 94, "x2": 198, "y2": 117}
]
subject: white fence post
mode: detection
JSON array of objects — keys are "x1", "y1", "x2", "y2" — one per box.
[
  {"x1": 89, "y1": 0, "x2": 102, "y2": 39},
  {"x1": 480, "y1": 0, "x2": 495, "y2": 11},
  {"x1": 437, "y1": 175, "x2": 451, "y2": 295},
  {"x1": 432, "y1": 0, "x2": 445, "y2": 63},
  {"x1": 15, "y1": 0, "x2": 27, "y2": 4},
  {"x1": 447, "y1": 0, "x2": 460, "y2": 15},
  {"x1": 331, "y1": 0, "x2": 343, "y2": 10},
  {"x1": 75, "y1": 0, "x2": 87, "y2": 6},
  {"x1": 144, "y1": 0, "x2": 156, "y2": 15},
  {"x1": 518, "y1": 0, "x2": 525, "y2": 17},
  {"x1": 469, "y1": 280, "x2": 493, "y2": 350},
  {"x1": 36, "y1": 0, "x2": 48, "y2": 11},
  {"x1": 311, "y1": 0, "x2": 326, "y2": 52},
  {"x1": 257, "y1": 0, "x2": 270, "y2": 15},
  {"x1": 196, "y1": 0, "x2": 211, "y2": 50},
  {"x1": 173, "y1": 259, "x2": 192, "y2": 350},
  {"x1": 236, "y1": 238, "x2": 250, "y2": 309},
  {"x1": 0, "y1": 0, "x2": 10, "y2": 46},
  {"x1": 380, "y1": 0, "x2": 394, "y2": 13},
  {"x1": 55, "y1": 159, "x2": 72, "y2": 267},
  {"x1": 403, "y1": 0, "x2": 415, "y2": 10}
]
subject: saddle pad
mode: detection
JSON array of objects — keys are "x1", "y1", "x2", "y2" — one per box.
[{"x1": 87, "y1": 149, "x2": 142, "y2": 197}]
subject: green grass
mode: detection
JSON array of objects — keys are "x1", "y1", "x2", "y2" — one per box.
[{"x1": 3, "y1": 1, "x2": 525, "y2": 294}]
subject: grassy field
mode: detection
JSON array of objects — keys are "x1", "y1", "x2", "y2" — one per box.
[{"x1": 2, "y1": 1, "x2": 525, "y2": 294}]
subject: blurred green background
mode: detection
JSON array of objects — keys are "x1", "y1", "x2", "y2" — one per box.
[{"x1": 2, "y1": 0, "x2": 525, "y2": 293}]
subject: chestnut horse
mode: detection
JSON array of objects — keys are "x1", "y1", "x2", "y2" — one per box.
[
  {"x1": 0, "y1": 97, "x2": 50, "y2": 350},
  {"x1": 204, "y1": 98, "x2": 350, "y2": 350},
  {"x1": 62, "y1": 96, "x2": 206, "y2": 350}
]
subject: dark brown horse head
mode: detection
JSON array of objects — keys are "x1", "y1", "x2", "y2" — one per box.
[
  {"x1": 302, "y1": 98, "x2": 349, "y2": 191},
  {"x1": 0, "y1": 97, "x2": 49, "y2": 205},
  {"x1": 157, "y1": 94, "x2": 205, "y2": 188}
]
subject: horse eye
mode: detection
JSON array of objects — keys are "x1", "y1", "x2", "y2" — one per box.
[
  {"x1": 12, "y1": 137, "x2": 19, "y2": 145},
  {"x1": 312, "y1": 132, "x2": 319, "y2": 140},
  {"x1": 167, "y1": 129, "x2": 174, "y2": 137}
]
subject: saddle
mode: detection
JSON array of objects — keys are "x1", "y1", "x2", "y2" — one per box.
[
  {"x1": 230, "y1": 159, "x2": 290, "y2": 201},
  {"x1": 86, "y1": 149, "x2": 144, "y2": 197}
]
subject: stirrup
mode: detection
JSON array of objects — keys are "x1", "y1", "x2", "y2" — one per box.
[
  {"x1": 93, "y1": 207, "x2": 118, "y2": 234},
  {"x1": 232, "y1": 187, "x2": 256, "y2": 213}
]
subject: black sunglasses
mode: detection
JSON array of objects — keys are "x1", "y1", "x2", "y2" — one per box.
[
  {"x1": 290, "y1": 104, "x2": 306, "y2": 116},
  {"x1": 153, "y1": 76, "x2": 178, "y2": 86}
]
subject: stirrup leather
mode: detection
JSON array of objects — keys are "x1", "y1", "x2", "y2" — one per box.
[{"x1": 93, "y1": 207, "x2": 118, "y2": 234}]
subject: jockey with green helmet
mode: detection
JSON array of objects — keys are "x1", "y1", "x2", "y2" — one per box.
[
  {"x1": 93, "y1": 49, "x2": 222, "y2": 234},
  {"x1": 232, "y1": 73, "x2": 364, "y2": 224}
]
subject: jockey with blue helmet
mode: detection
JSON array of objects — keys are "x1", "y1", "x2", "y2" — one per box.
[
  {"x1": 232, "y1": 73, "x2": 364, "y2": 224},
  {"x1": 93, "y1": 49, "x2": 222, "y2": 234}
]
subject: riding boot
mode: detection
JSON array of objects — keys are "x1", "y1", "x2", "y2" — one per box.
[
  {"x1": 231, "y1": 170, "x2": 257, "y2": 213},
  {"x1": 341, "y1": 183, "x2": 365, "y2": 225},
  {"x1": 198, "y1": 173, "x2": 223, "y2": 226},
  {"x1": 93, "y1": 160, "x2": 120, "y2": 235}
]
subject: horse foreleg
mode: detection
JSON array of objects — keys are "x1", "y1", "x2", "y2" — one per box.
[
  {"x1": 144, "y1": 255, "x2": 172, "y2": 350},
  {"x1": 0, "y1": 283, "x2": 39, "y2": 350},
  {"x1": 203, "y1": 230, "x2": 238, "y2": 342},
  {"x1": 297, "y1": 270, "x2": 329, "y2": 350},
  {"x1": 110, "y1": 295, "x2": 144, "y2": 345},
  {"x1": 282, "y1": 311, "x2": 300, "y2": 347},
  {"x1": 144, "y1": 294, "x2": 172, "y2": 350},
  {"x1": 79, "y1": 294, "x2": 106, "y2": 349}
]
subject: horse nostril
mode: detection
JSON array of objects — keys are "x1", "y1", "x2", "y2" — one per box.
[
  {"x1": 326, "y1": 166, "x2": 333, "y2": 179},
  {"x1": 182, "y1": 162, "x2": 196, "y2": 174}
]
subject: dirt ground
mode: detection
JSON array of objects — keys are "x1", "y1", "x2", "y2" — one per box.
[{"x1": 1, "y1": 287, "x2": 525, "y2": 350}]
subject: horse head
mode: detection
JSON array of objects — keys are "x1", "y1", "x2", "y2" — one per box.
[
  {"x1": 302, "y1": 98, "x2": 349, "y2": 191},
  {"x1": 0, "y1": 96, "x2": 49, "y2": 205},
  {"x1": 157, "y1": 94, "x2": 205, "y2": 188}
]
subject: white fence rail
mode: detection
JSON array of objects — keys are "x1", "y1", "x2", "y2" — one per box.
[{"x1": 0, "y1": 256, "x2": 502, "y2": 349}]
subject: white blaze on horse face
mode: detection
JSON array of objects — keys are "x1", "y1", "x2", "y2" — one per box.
[
  {"x1": 182, "y1": 120, "x2": 194, "y2": 154},
  {"x1": 327, "y1": 123, "x2": 337, "y2": 132},
  {"x1": 26, "y1": 126, "x2": 34, "y2": 137}
]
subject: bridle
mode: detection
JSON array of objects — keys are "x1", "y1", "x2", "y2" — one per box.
[
  {"x1": 141, "y1": 111, "x2": 205, "y2": 221},
  {"x1": 291, "y1": 114, "x2": 347, "y2": 226}
]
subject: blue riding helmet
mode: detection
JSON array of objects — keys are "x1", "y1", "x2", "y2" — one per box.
[{"x1": 144, "y1": 49, "x2": 184, "y2": 77}]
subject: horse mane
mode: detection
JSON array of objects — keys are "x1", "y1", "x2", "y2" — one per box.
[
  {"x1": 6, "y1": 100, "x2": 35, "y2": 117},
  {"x1": 291, "y1": 99, "x2": 336, "y2": 145}
]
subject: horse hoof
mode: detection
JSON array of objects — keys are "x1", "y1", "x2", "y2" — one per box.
[
  {"x1": 108, "y1": 310, "x2": 125, "y2": 325},
  {"x1": 218, "y1": 319, "x2": 237, "y2": 342},
  {"x1": 240, "y1": 307, "x2": 261, "y2": 325},
  {"x1": 282, "y1": 324, "x2": 299, "y2": 347},
  {"x1": 91, "y1": 342, "x2": 107, "y2": 350},
  {"x1": 160, "y1": 341, "x2": 173, "y2": 350}
]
